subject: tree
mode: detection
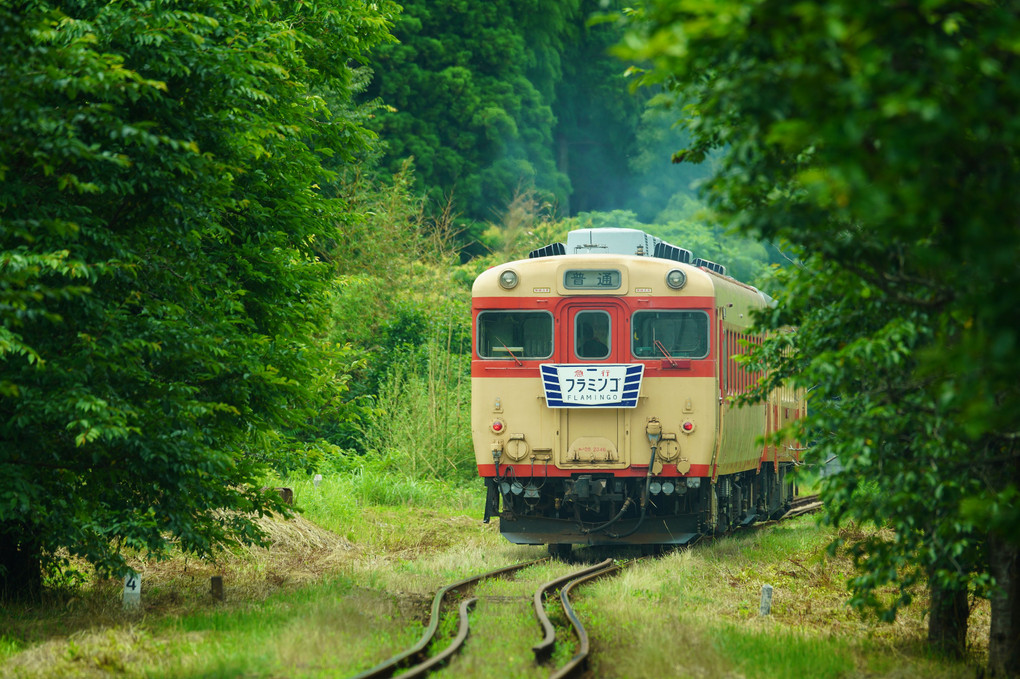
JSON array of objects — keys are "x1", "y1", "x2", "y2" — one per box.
[
  {"x1": 621, "y1": 0, "x2": 1020, "y2": 672},
  {"x1": 362, "y1": 0, "x2": 575, "y2": 225},
  {"x1": 551, "y1": 0, "x2": 647, "y2": 216},
  {"x1": 0, "y1": 0, "x2": 396, "y2": 598}
]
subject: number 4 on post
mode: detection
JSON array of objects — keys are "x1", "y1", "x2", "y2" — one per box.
[{"x1": 123, "y1": 571, "x2": 141, "y2": 610}]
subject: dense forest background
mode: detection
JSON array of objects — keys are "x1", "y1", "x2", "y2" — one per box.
[
  {"x1": 3, "y1": 1, "x2": 1019, "y2": 674},
  {"x1": 2, "y1": 0, "x2": 774, "y2": 597},
  {"x1": 359, "y1": 0, "x2": 770, "y2": 271}
]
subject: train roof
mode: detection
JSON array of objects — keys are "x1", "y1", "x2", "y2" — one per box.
[
  {"x1": 532, "y1": 227, "x2": 728, "y2": 276},
  {"x1": 475, "y1": 227, "x2": 774, "y2": 310}
]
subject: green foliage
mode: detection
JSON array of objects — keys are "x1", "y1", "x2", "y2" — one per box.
[
  {"x1": 553, "y1": 1, "x2": 646, "y2": 216},
  {"x1": 623, "y1": 98, "x2": 717, "y2": 221},
  {"x1": 320, "y1": 179, "x2": 471, "y2": 455},
  {"x1": 0, "y1": 0, "x2": 397, "y2": 589},
  {"x1": 652, "y1": 196, "x2": 772, "y2": 286},
  {"x1": 712, "y1": 625, "x2": 854, "y2": 679},
  {"x1": 358, "y1": 325, "x2": 475, "y2": 483},
  {"x1": 453, "y1": 188, "x2": 570, "y2": 286},
  {"x1": 363, "y1": 0, "x2": 576, "y2": 222},
  {"x1": 619, "y1": 0, "x2": 1020, "y2": 654},
  {"x1": 327, "y1": 158, "x2": 467, "y2": 366},
  {"x1": 359, "y1": 0, "x2": 719, "y2": 251}
]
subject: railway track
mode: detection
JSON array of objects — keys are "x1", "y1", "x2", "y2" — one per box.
[
  {"x1": 346, "y1": 557, "x2": 634, "y2": 679},
  {"x1": 347, "y1": 494, "x2": 821, "y2": 678},
  {"x1": 785, "y1": 493, "x2": 822, "y2": 519},
  {"x1": 348, "y1": 558, "x2": 548, "y2": 679},
  {"x1": 533, "y1": 557, "x2": 640, "y2": 678}
]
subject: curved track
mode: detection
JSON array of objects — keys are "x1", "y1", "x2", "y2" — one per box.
[
  {"x1": 348, "y1": 494, "x2": 822, "y2": 678},
  {"x1": 533, "y1": 558, "x2": 637, "y2": 678},
  {"x1": 532, "y1": 558, "x2": 615, "y2": 663},
  {"x1": 348, "y1": 558, "x2": 546, "y2": 679}
]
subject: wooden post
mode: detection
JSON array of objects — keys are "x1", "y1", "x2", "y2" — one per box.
[{"x1": 210, "y1": 576, "x2": 224, "y2": 601}]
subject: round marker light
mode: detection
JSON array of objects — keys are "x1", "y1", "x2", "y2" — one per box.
[
  {"x1": 498, "y1": 269, "x2": 519, "y2": 289},
  {"x1": 491, "y1": 419, "x2": 505, "y2": 434},
  {"x1": 666, "y1": 269, "x2": 687, "y2": 290},
  {"x1": 662, "y1": 481, "x2": 676, "y2": 495},
  {"x1": 681, "y1": 421, "x2": 695, "y2": 434},
  {"x1": 649, "y1": 480, "x2": 662, "y2": 495}
]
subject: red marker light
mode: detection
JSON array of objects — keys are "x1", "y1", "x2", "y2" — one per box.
[
  {"x1": 682, "y1": 421, "x2": 695, "y2": 432},
  {"x1": 492, "y1": 420, "x2": 504, "y2": 433}
]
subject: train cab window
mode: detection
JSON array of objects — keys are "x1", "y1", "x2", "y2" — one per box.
[
  {"x1": 575, "y1": 310, "x2": 611, "y2": 360},
  {"x1": 477, "y1": 311, "x2": 553, "y2": 360},
  {"x1": 632, "y1": 310, "x2": 709, "y2": 359}
]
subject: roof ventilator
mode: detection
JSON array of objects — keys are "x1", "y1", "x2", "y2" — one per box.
[
  {"x1": 528, "y1": 242, "x2": 566, "y2": 259},
  {"x1": 693, "y1": 257, "x2": 727, "y2": 276}
]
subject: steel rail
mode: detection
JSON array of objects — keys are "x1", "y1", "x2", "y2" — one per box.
[
  {"x1": 394, "y1": 597, "x2": 478, "y2": 679},
  {"x1": 789, "y1": 493, "x2": 820, "y2": 509},
  {"x1": 531, "y1": 558, "x2": 614, "y2": 663},
  {"x1": 785, "y1": 494, "x2": 822, "y2": 519},
  {"x1": 550, "y1": 561, "x2": 627, "y2": 679},
  {"x1": 349, "y1": 558, "x2": 546, "y2": 679}
]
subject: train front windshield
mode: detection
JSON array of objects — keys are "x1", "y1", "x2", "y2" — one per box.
[
  {"x1": 632, "y1": 310, "x2": 710, "y2": 359},
  {"x1": 477, "y1": 311, "x2": 553, "y2": 359},
  {"x1": 477, "y1": 309, "x2": 711, "y2": 361}
]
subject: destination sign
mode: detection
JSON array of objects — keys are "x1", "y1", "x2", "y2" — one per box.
[
  {"x1": 563, "y1": 269, "x2": 622, "y2": 290},
  {"x1": 540, "y1": 364, "x2": 644, "y2": 408}
]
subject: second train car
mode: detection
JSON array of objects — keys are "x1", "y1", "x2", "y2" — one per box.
[{"x1": 472, "y1": 227, "x2": 804, "y2": 549}]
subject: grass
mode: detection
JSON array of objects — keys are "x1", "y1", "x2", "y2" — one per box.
[
  {"x1": 572, "y1": 523, "x2": 989, "y2": 679},
  {"x1": 0, "y1": 477, "x2": 993, "y2": 679}
]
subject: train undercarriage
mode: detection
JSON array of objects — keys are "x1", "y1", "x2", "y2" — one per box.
[{"x1": 484, "y1": 464, "x2": 796, "y2": 547}]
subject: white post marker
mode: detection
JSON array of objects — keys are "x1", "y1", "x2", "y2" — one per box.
[
  {"x1": 123, "y1": 571, "x2": 141, "y2": 610},
  {"x1": 313, "y1": 473, "x2": 322, "y2": 488},
  {"x1": 759, "y1": 583, "x2": 774, "y2": 616}
]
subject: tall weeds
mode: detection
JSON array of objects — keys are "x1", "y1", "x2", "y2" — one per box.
[{"x1": 362, "y1": 323, "x2": 474, "y2": 482}]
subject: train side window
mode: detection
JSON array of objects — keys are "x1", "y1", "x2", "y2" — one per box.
[
  {"x1": 631, "y1": 310, "x2": 709, "y2": 359},
  {"x1": 575, "y1": 310, "x2": 610, "y2": 360},
  {"x1": 477, "y1": 311, "x2": 553, "y2": 360}
]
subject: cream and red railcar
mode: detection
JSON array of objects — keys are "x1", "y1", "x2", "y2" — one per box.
[{"x1": 471, "y1": 228, "x2": 804, "y2": 549}]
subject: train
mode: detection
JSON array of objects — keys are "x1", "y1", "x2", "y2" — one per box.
[{"x1": 471, "y1": 227, "x2": 805, "y2": 552}]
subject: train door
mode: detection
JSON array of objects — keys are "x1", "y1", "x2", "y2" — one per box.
[
  {"x1": 714, "y1": 309, "x2": 728, "y2": 480},
  {"x1": 558, "y1": 302, "x2": 629, "y2": 468}
]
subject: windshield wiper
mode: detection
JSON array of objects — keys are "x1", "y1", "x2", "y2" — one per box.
[
  {"x1": 654, "y1": 339, "x2": 679, "y2": 368},
  {"x1": 496, "y1": 336, "x2": 523, "y2": 366}
]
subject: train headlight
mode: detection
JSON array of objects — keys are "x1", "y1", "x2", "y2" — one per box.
[
  {"x1": 649, "y1": 481, "x2": 662, "y2": 495},
  {"x1": 498, "y1": 269, "x2": 519, "y2": 289},
  {"x1": 662, "y1": 481, "x2": 675, "y2": 495},
  {"x1": 666, "y1": 269, "x2": 687, "y2": 290}
]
